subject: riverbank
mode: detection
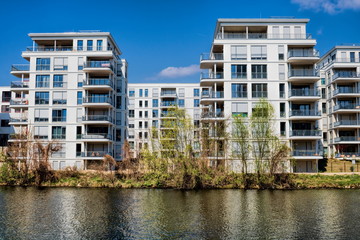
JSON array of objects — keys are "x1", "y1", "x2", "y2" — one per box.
[{"x1": 2, "y1": 170, "x2": 360, "y2": 189}]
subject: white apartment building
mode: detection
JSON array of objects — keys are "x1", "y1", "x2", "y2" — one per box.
[
  {"x1": 200, "y1": 18, "x2": 323, "y2": 172},
  {"x1": 9, "y1": 31, "x2": 128, "y2": 170},
  {"x1": 127, "y1": 83, "x2": 201, "y2": 158},
  {"x1": 318, "y1": 45, "x2": 360, "y2": 160},
  {"x1": 0, "y1": 87, "x2": 15, "y2": 147}
]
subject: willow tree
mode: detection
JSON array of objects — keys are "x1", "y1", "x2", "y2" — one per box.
[{"x1": 232, "y1": 115, "x2": 251, "y2": 175}]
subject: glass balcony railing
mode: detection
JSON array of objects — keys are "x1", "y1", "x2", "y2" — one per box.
[
  {"x1": 9, "y1": 118, "x2": 28, "y2": 123},
  {"x1": 332, "y1": 72, "x2": 360, "y2": 81},
  {"x1": 161, "y1": 102, "x2": 177, "y2": 106},
  {"x1": 231, "y1": 73, "x2": 247, "y2": 79},
  {"x1": 289, "y1": 69, "x2": 319, "y2": 77},
  {"x1": 80, "y1": 151, "x2": 110, "y2": 157},
  {"x1": 252, "y1": 91, "x2": 268, "y2": 98},
  {"x1": 288, "y1": 49, "x2": 320, "y2": 58},
  {"x1": 201, "y1": 91, "x2": 224, "y2": 98},
  {"x1": 292, "y1": 150, "x2": 321, "y2": 156},
  {"x1": 333, "y1": 88, "x2": 358, "y2": 95},
  {"x1": 335, "y1": 152, "x2": 360, "y2": 158},
  {"x1": 11, "y1": 81, "x2": 29, "y2": 88},
  {"x1": 160, "y1": 91, "x2": 177, "y2": 97},
  {"x1": 201, "y1": 112, "x2": 224, "y2": 118},
  {"x1": 83, "y1": 96, "x2": 112, "y2": 104},
  {"x1": 25, "y1": 46, "x2": 113, "y2": 52},
  {"x1": 11, "y1": 64, "x2": 30, "y2": 71},
  {"x1": 335, "y1": 136, "x2": 359, "y2": 142},
  {"x1": 289, "y1": 89, "x2": 320, "y2": 97},
  {"x1": 82, "y1": 115, "x2": 112, "y2": 122},
  {"x1": 200, "y1": 72, "x2": 224, "y2": 79},
  {"x1": 84, "y1": 79, "x2": 113, "y2": 87},
  {"x1": 81, "y1": 133, "x2": 112, "y2": 140},
  {"x1": 216, "y1": 33, "x2": 312, "y2": 40},
  {"x1": 334, "y1": 120, "x2": 359, "y2": 126},
  {"x1": 333, "y1": 103, "x2": 359, "y2": 111},
  {"x1": 290, "y1": 130, "x2": 322, "y2": 137},
  {"x1": 84, "y1": 61, "x2": 113, "y2": 69},
  {"x1": 200, "y1": 53, "x2": 224, "y2": 61},
  {"x1": 10, "y1": 99, "x2": 28, "y2": 105},
  {"x1": 289, "y1": 110, "x2": 321, "y2": 117}
]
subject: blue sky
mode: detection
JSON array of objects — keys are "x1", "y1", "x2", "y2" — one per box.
[{"x1": 0, "y1": 0, "x2": 359, "y2": 85}]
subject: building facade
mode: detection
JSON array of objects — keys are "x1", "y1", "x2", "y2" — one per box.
[
  {"x1": 127, "y1": 83, "x2": 201, "y2": 158},
  {"x1": 0, "y1": 87, "x2": 14, "y2": 148},
  {"x1": 9, "y1": 31, "x2": 127, "y2": 170}
]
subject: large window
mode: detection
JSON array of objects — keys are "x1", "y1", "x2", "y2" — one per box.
[
  {"x1": 251, "y1": 65, "x2": 267, "y2": 79},
  {"x1": 231, "y1": 45, "x2": 247, "y2": 60},
  {"x1": 87, "y1": 40, "x2": 93, "y2": 51},
  {"x1": 52, "y1": 109, "x2": 67, "y2": 122},
  {"x1": 97, "y1": 40, "x2": 103, "y2": 51},
  {"x1": 77, "y1": 40, "x2": 83, "y2": 50},
  {"x1": 194, "y1": 89, "x2": 200, "y2": 97},
  {"x1": 36, "y1": 58, "x2": 50, "y2": 71},
  {"x1": 252, "y1": 84, "x2": 268, "y2": 98},
  {"x1": 34, "y1": 109, "x2": 49, "y2": 122},
  {"x1": 231, "y1": 65, "x2": 247, "y2": 79},
  {"x1": 251, "y1": 45, "x2": 267, "y2": 60},
  {"x1": 153, "y1": 99, "x2": 158, "y2": 107},
  {"x1": 2, "y1": 91, "x2": 11, "y2": 102},
  {"x1": 232, "y1": 84, "x2": 247, "y2": 98},
  {"x1": 153, "y1": 110, "x2": 159, "y2": 118},
  {"x1": 52, "y1": 126, "x2": 66, "y2": 139},
  {"x1": 35, "y1": 92, "x2": 49, "y2": 105},
  {"x1": 53, "y1": 92, "x2": 67, "y2": 105},
  {"x1": 77, "y1": 91, "x2": 82, "y2": 105},
  {"x1": 53, "y1": 75, "x2": 66, "y2": 88},
  {"x1": 35, "y1": 75, "x2": 50, "y2": 88},
  {"x1": 194, "y1": 99, "x2": 200, "y2": 107}
]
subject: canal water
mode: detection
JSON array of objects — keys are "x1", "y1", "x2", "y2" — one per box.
[{"x1": 0, "y1": 187, "x2": 359, "y2": 239}]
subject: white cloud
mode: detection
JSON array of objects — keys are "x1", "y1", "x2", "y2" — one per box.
[
  {"x1": 292, "y1": 0, "x2": 360, "y2": 14},
  {"x1": 148, "y1": 64, "x2": 200, "y2": 80}
]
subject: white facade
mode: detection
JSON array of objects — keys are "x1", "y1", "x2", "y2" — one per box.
[
  {"x1": 0, "y1": 87, "x2": 15, "y2": 147},
  {"x1": 200, "y1": 18, "x2": 323, "y2": 172},
  {"x1": 9, "y1": 32, "x2": 127, "y2": 170},
  {"x1": 127, "y1": 83, "x2": 201, "y2": 158},
  {"x1": 318, "y1": 46, "x2": 360, "y2": 160}
]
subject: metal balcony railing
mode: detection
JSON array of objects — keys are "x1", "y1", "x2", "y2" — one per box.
[
  {"x1": 290, "y1": 130, "x2": 322, "y2": 137},
  {"x1": 289, "y1": 110, "x2": 321, "y2": 117},
  {"x1": 11, "y1": 81, "x2": 29, "y2": 88},
  {"x1": 289, "y1": 89, "x2": 320, "y2": 97},
  {"x1": 200, "y1": 53, "x2": 224, "y2": 61},
  {"x1": 82, "y1": 115, "x2": 112, "y2": 122}
]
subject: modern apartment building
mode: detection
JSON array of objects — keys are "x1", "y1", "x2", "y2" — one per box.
[
  {"x1": 0, "y1": 87, "x2": 14, "y2": 147},
  {"x1": 318, "y1": 45, "x2": 360, "y2": 160},
  {"x1": 127, "y1": 83, "x2": 201, "y2": 158},
  {"x1": 200, "y1": 18, "x2": 323, "y2": 172},
  {"x1": 9, "y1": 31, "x2": 127, "y2": 170}
]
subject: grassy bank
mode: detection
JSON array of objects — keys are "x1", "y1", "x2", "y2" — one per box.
[{"x1": 2, "y1": 170, "x2": 360, "y2": 189}]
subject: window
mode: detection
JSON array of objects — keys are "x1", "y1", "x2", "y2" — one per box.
[
  {"x1": 252, "y1": 84, "x2": 267, "y2": 98},
  {"x1": 77, "y1": 40, "x2": 83, "y2": 50},
  {"x1": 152, "y1": 120, "x2": 158, "y2": 128},
  {"x1": 145, "y1": 132, "x2": 148, "y2": 138},
  {"x1": 194, "y1": 89, "x2": 200, "y2": 97},
  {"x1": 36, "y1": 58, "x2": 50, "y2": 71},
  {"x1": 279, "y1": 83, "x2": 285, "y2": 98},
  {"x1": 52, "y1": 109, "x2": 66, "y2": 122},
  {"x1": 179, "y1": 88, "x2": 185, "y2": 97},
  {"x1": 153, "y1": 110, "x2": 158, "y2": 118},
  {"x1": 2, "y1": 91, "x2": 11, "y2": 102},
  {"x1": 129, "y1": 90, "x2": 135, "y2": 97},
  {"x1": 78, "y1": 57, "x2": 84, "y2": 70},
  {"x1": 139, "y1": 122, "x2": 143, "y2": 128},
  {"x1": 139, "y1": 132, "x2": 143, "y2": 139},
  {"x1": 129, "y1": 110, "x2": 135, "y2": 118},
  {"x1": 321, "y1": 88, "x2": 326, "y2": 99},
  {"x1": 153, "y1": 99, "x2": 158, "y2": 107},
  {"x1": 34, "y1": 126, "x2": 48, "y2": 139},
  {"x1": 152, "y1": 88, "x2": 159, "y2": 97},
  {"x1": 139, "y1": 89, "x2": 143, "y2": 97},
  {"x1": 231, "y1": 65, "x2": 247, "y2": 79},
  {"x1": 283, "y1": 26, "x2": 290, "y2": 38},
  {"x1": 139, "y1": 100, "x2": 143, "y2": 107},
  {"x1": 97, "y1": 40, "x2": 103, "y2": 51},
  {"x1": 322, "y1": 103, "x2": 327, "y2": 114},
  {"x1": 232, "y1": 84, "x2": 247, "y2": 98},
  {"x1": 77, "y1": 74, "x2": 83, "y2": 87},
  {"x1": 280, "y1": 122, "x2": 286, "y2": 136},
  {"x1": 129, "y1": 123, "x2": 134, "y2": 128},
  {"x1": 139, "y1": 111, "x2": 143, "y2": 118},
  {"x1": 251, "y1": 45, "x2": 267, "y2": 60},
  {"x1": 294, "y1": 26, "x2": 302, "y2": 38},
  {"x1": 279, "y1": 64, "x2": 285, "y2": 80},
  {"x1": 231, "y1": 45, "x2": 247, "y2": 60},
  {"x1": 87, "y1": 40, "x2": 93, "y2": 51},
  {"x1": 251, "y1": 65, "x2": 267, "y2": 79},
  {"x1": 350, "y1": 52, "x2": 355, "y2": 62},
  {"x1": 280, "y1": 102, "x2": 285, "y2": 117},
  {"x1": 35, "y1": 92, "x2": 49, "y2": 105},
  {"x1": 77, "y1": 91, "x2": 82, "y2": 105},
  {"x1": 36, "y1": 75, "x2": 50, "y2": 88},
  {"x1": 323, "y1": 132, "x2": 327, "y2": 143},
  {"x1": 194, "y1": 99, "x2": 200, "y2": 107},
  {"x1": 272, "y1": 26, "x2": 280, "y2": 38},
  {"x1": 145, "y1": 111, "x2": 148, "y2": 118},
  {"x1": 35, "y1": 109, "x2": 49, "y2": 122},
  {"x1": 145, "y1": 100, "x2": 148, "y2": 107},
  {"x1": 145, "y1": 89, "x2": 148, "y2": 97},
  {"x1": 178, "y1": 99, "x2": 185, "y2": 107},
  {"x1": 1, "y1": 120, "x2": 9, "y2": 127},
  {"x1": 1, "y1": 105, "x2": 9, "y2": 113},
  {"x1": 52, "y1": 126, "x2": 66, "y2": 139},
  {"x1": 54, "y1": 57, "x2": 68, "y2": 71},
  {"x1": 116, "y1": 96, "x2": 122, "y2": 109},
  {"x1": 232, "y1": 102, "x2": 248, "y2": 117},
  {"x1": 53, "y1": 91, "x2": 67, "y2": 105},
  {"x1": 278, "y1": 45, "x2": 284, "y2": 60},
  {"x1": 54, "y1": 75, "x2": 66, "y2": 88}
]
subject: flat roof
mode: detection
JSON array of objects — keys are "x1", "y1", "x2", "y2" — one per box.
[
  {"x1": 217, "y1": 18, "x2": 310, "y2": 23},
  {"x1": 319, "y1": 45, "x2": 360, "y2": 61},
  {"x1": 128, "y1": 83, "x2": 200, "y2": 87}
]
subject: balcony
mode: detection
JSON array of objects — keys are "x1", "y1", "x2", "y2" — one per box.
[
  {"x1": 333, "y1": 120, "x2": 360, "y2": 128},
  {"x1": 288, "y1": 49, "x2": 320, "y2": 63},
  {"x1": 9, "y1": 99, "x2": 28, "y2": 107},
  {"x1": 289, "y1": 130, "x2": 322, "y2": 139},
  {"x1": 9, "y1": 118, "x2": 28, "y2": 125},
  {"x1": 160, "y1": 102, "x2": 177, "y2": 107},
  {"x1": 288, "y1": 69, "x2": 319, "y2": 81},
  {"x1": 200, "y1": 53, "x2": 224, "y2": 68},
  {"x1": 80, "y1": 151, "x2": 111, "y2": 158},
  {"x1": 82, "y1": 115, "x2": 112, "y2": 123},
  {"x1": 11, "y1": 81, "x2": 29, "y2": 89},
  {"x1": 333, "y1": 103, "x2": 360, "y2": 112},
  {"x1": 83, "y1": 61, "x2": 113, "y2": 72},
  {"x1": 81, "y1": 133, "x2": 113, "y2": 141},
  {"x1": 334, "y1": 136, "x2": 360, "y2": 143},
  {"x1": 83, "y1": 79, "x2": 114, "y2": 90},
  {"x1": 289, "y1": 110, "x2": 321, "y2": 119},
  {"x1": 25, "y1": 46, "x2": 113, "y2": 52},
  {"x1": 83, "y1": 96, "x2": 113, "y2": 107},
  {"x1": 215, "y1": 33, "x2": 312, "y2": 40},
  {"x1": 160, "y1": 91, "x2": 177, "y2": 97},
  {"x1": 201, "y1": 91, "x2": 224, "y2": 100},
  {"x1": 201, "y1": 112, "x2": 225, "y2": 120},
  {"x1": 288, "y1": 89, "x2": 320, "y2": 101},
  {"x1": 292, "y1": 150, "x2": 322, "y2": 158},
  {"x1": 11, "y1": 64, "x2": 30, "y2": 77},
  {"x1": 333, "y1": 88, "x2": 359, "y2": 97},
  {"x1": 335, "y1": 152, "x2": 360, "y2": 159},
  {"x1": 200, "y1": 72, "x2": 224, "y2": 83},
  {"x1": 332, "y1": 72, "x2": 360, "y2": 82}
]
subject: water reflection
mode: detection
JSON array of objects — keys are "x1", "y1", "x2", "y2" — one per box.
[{"x1": 0, "y1": 187, "x2": 359, "y2": 239}]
